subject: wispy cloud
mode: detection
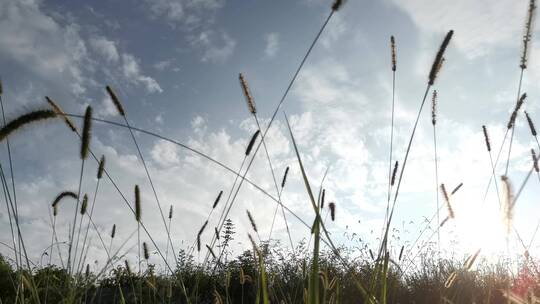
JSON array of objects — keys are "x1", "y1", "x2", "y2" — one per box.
[
  {"x1": 390, "y1": 0, "x2": 525, "y2": 58},
  {"x1": 89, "y1": 36, "x2": 119, "y2": 62},
  {"x1": 191, "y1": 30, "x2": 236, "y2": 63},
  {"x1": 122, "y1": 54, "x2": 163, "y2": 93},
  {"x1": 264, "y1": 32, "x2": 280, "y2": 58}
]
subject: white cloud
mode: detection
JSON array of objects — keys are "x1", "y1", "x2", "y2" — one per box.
[
  {"x1": 390, "y1": 0, "x2": 526, "y2": 58},
  {"x1": 151, "y1": 140, "x2": 181, "y2": 166},
  {"x1": 122, "y1": 54, "x2": 163, "y2": 93},
  {"x1": 146, "y1": 0, "x2": 224, "y2": 28},
  {"x1": 89, "y1": 36, "x2": 119, "y2": 62},
  {"x1": 192, "y1": 30, "x2": 236, "y2": 63},
  {"x1": 0, "y1": 0, "x2": 90, "y2": 95},
  {"x1": 264, "y1": 32, "x2": 280, "y2": 57}
]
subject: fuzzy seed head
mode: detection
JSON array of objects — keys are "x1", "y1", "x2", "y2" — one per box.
[
  {"x1": 520, "y1": 0, "x2": 537, "y2": 69},
  {"x1": 508, "y1": 93, "x2": 527, "y2": 129},
  {"x1": 168, "y1": 205, "x2": 173, "y2": 219},
  {"x1": 0, "y1": 109, "x2": 57, "y2": 142},
  {"x1": 198, "y1": 220, "x2": 208, "y2": 237},
  {"x1": 135, "y1": 185, "x2": 141, "y2": 222},
  {"x1": 81, "y1": 106, "x2": 93, "y2": 159},
  {"x1": 213, "y1": 191, "x2": 223, "y2": 209},
  {"x1": 143, "y1": 242, "x2": 149, "y2": 260},
  {"x1": 125, "y1": 260, "x2": 132, "y2": 276},
  {"x1": 525, "y1": 111, "x2": 537, "y2": 136},
  {"x1": 281, "y1": 166, "x2": 290, "y2": 188},
  {"x1": 80, "y1": 194, "x2": 88, "y2": 215},
  {"x1": 431, "y1": 90, "x2": 437, "y2": 125},
  {"x1": 428, "y1": 30, "x2": 454, "y2": 85},
  {"x1": 111, "y1": 224, "x2": 116, "y2": 238},
  {"x1": 329, "y1": 202, "x2": 336, "y2": 221},
  {"x1": 451, "y1": 182, "x2": 463, "y2": 195},
  {"x1": 246, "y1": 210, "x2": 258, "y2": 232},
  {"x1": 482, "y1": 125, "x2": 491, "y2": 152},
  {"x1": 245, "y1": 130, "x2": 260, "y2": 156},
  {"x1": 391, "y1": 36, "x2": 397, "y2": 71},
  {"x1": 391, "y1": 161, "x2": 399, "y2": 186},
  {"x1": 215, "y1": 227, "x2": 220, "y2": 240},
  {"x1": 440, "y1": 184, "x2": 455, "y2": 219},
  {"x1": 51, "y1": 191, "x2": 78, "y2": 208},
  {"x1": 532, "y1": 149, "x2": 539, "y2": 172},
  {"x1": 238, "y1": 73, "x2": 256, "y2": 115},
  {"x1": 97, "y1": 155, "x2": 105, "y2": 179},
  {"x1": 398, "y1": 246, "x2": 404, "y2": 261},
  {"x1": 321, "y1": 189, "x2": 326, "y2": 209},
  {"x1": 53, "y1": 205, "x2": 58, "y2": 217},
  {"x1": 106, "y1": 86, "x2": 125, "y2": 116},
  {"x1": 331, "y1": 0, "x2": 345, "y2": 11},
  {"x1": 464, "y1": 249, "x2": 481, "y2": 270},
  {"x1": 45, "y1": 97, "x2": 77, "y2": 132}
]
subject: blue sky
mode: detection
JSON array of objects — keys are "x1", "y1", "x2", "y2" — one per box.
[{"x1": 1, "y1": 0, "x2": 540, "y2": 271}]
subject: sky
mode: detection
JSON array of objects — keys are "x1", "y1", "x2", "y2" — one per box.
[{"x1": 1, "y1": 0, "x2": 540, "y2": 273}]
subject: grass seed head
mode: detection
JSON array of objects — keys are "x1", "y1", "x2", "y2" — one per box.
[
  {"x1": 45, "y1": 96, "x2": 77, "y2": 132},
  {"x1": 81, "y1": 106, "x2": 93, "y2": 160},
  {"x1": 428, "y1": 30, "x2": 453, "y2": 85},
  {"x1": 440, "y1": 184, "x2": 455, "y2": 219},
  {"x1": 431, "y1": 90, "x2": 438, "y2": 125},
  {"x1": 111, "y1": 224, "x2": 116, "y2": 239},
  {"x1": 238, "y1": 73, "x2": 256, "y2": 115},
  {"x1": 245, "y1": 130, "x2": 260, "y2": 156},
  {"x1": 97, "y1": 155, "x2": 105, "y2": 179},
  {"x1": 80, "y1": 194, "x2": 88, "y2": 215},
  {"x1": 507, "y1": 93, "x2": 527, "y2": 129},
  {"x1": 246, "y1": 210, "x2": 258, "y2": 232},
  {"x1": 391, "y1": 35, "x2": 397, "y2": 71},
  {"x1": 329, "y1": 202, "x2": 336, "y2": 221},
  {"x1": 135, "y1": 185, "x2": 141, "y2": 222},
  {"x1": 451, "y1": 182, "x2": 463, "y2": 195},
  {"x1": 213, "y1": 191, "x2": 223, "y2": 209},
  {"x1": 51, "y1": 191, "x2": 78, "y2": 208},
  {"x1": 482, "y1": 125, "x2": 491, "y2": 152},
  {"x1": 332, "y1": 0, "x2": 345, "y2": 11},
  {"x1": 143, "y1": 242, "x2": 149, "y2": 260},
  {"x1": 321, "y1": 189, "x2": 326, "y2": 209},
  {"x1": 520, "y1": 0, "x2": 537, "y2": 69},
  {"x1": 106, "y1": 85, "x2": 125, "y2": 116},
  {"x1": 532, "y1": 149, "x2": 539, "y2": 172},
  {"x1": 0, "y1": 109, "x2": 57, "y2": 142},
  {"x1": 525, "y1": 111, "x2": 537, "y2": 136},
  {"x1": 281, "y1": 166, "x2": 290, "y2": 188},
  {"x1": 168, "y1": 205, "x2": 173, "y2": 219},
  {"x1": 125, "y1": 260, "x2": 132, "y2": 276},
  {"x1": 391, "y1": 161, "x2": 399, "y2": 186}
]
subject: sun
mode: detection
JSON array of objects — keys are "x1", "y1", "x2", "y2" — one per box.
[{"x1": 448, "y1": 198, "x2": 510, "y2": 261}]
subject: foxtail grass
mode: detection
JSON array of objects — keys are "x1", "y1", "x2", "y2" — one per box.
[
  {"x1": 106, "y1": 86, "x2": 180, "y2": 275},
  {"x1": 380, "y1": 30, "x2": 454, "y2": 266},
  {"x1": 0, "y1": 109, "x2": 57, "y2": 141},
  {"x1": 431, "y1": 90, "x2": 441, "y2": 261},
  {"x1": 68, "y1": 106, "x2": 92, "y2": 276}
]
